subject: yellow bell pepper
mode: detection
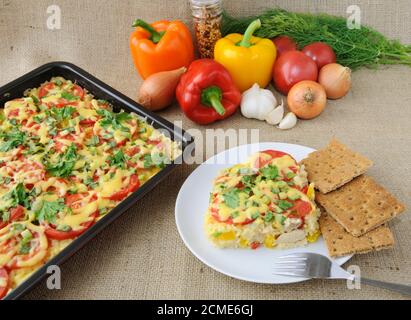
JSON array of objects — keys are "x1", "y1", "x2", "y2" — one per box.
[{"x1": 214, "y1": 19, "x2": 276, "y2": 92}]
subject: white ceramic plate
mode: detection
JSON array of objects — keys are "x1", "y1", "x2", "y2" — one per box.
[{"x1": 175, "y1": 143, "x2": 352, "y2": 284}]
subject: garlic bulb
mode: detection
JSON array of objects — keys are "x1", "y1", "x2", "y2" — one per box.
[
  {"x1": 241, "y1": 83, "x2": 278, "y2": 121},
  {"x1": 278, "y1": 112, "x2": 297, "y2": 130},
  {"x1": 265, "y1": 100, "x2": 284, "y2": 125}
]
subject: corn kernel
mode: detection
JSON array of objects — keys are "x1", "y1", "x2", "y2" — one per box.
[
  {"x1": 307, "y1": 183, "x2": 315, "y2": 201},
  {"x1": 264, "y1": 235, "x2": 276, "y2": 248},
  {"x1": 217, "y1": 231, "x2": 236, "y2": 241},
  {"x1": 307, "y1": 230, "x2": 321, "y2": 243}
]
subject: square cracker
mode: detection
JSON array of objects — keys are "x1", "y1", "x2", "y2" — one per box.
[
  {"x1": 319, "y1": 209, "x2": 394, "y2": 257},
  {"x1": 317, "y1": 175, "x2": 405, "y2": 237},
  {"x1": 301, "y1": 138, "x2": 373, "y2": 194}
]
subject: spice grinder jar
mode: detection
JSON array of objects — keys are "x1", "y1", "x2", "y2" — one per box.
[{"x1": 189, "y1": 0, "x2": 223, "y2": 59}]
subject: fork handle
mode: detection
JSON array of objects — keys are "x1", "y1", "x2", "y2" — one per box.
[{"x1": 360, "y1": 277, "x2": 411, "y2": 296}]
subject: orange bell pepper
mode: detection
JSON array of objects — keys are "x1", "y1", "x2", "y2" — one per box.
[{"x1": 130, "y1": 19, "x2": 195, "y2": 79}]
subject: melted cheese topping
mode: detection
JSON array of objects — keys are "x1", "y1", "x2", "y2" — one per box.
[
  {"x1": 0, "y1": 77, "x2": 181, "y2": 296},
  {"x1": 205, "y1": 151, "x2": 320, "y2": 250}
]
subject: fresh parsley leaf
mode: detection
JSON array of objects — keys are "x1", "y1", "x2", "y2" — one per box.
[
  {"x1": 2, "y1": 183, "x2": 30, "y2": 209},
  {"x1": 50, "y1": 106, "x2": 75, "y2": 121},
  {"x1": 19, "y1": 242, "x2": 31, "y2": 254},
  {"x1": 286, "y1": 172, "x2": 296, "y2": 179},
  {"x1": 108, "y1": 150, "x2": 126, "y2": 168},
  {"x1": 35, "y1": 200, "x2": 65, "y2": 224},
  {"x1": 0, "y1": 129, "x2": 26, "y2": 152},
  {"x1": 19, "y1": 230, "x2": 33, "y2": 254},
  {"x1": 61, "y1": 92, "x2": 78, "y2": 101},
  {"x1": 1, "y1": 211, "x2": 10, "y2": 222},
  {"x1": 84, "y1": 176, "x2": 98, "y2": 189},
  {"x1": 278, "y1": 200, "x2": 293, "y2": 210},
  {"x1": 45, "y1": 144, "x2": 77, "y2": 177},
  {"x1": 264, "y1": 211, "x2": 274, "y2": 222},
  {"x1": 241, "y1": 175, "x2": 256, "y2": 188},
  {"x1": 223, "y1": 188, "x2": 240, "y2": 209},
  {"x1": 56, "y1": 224, "x2": 72, "y2": 232},
  {"x1": 143, "y1": 154, "x2": 153, "y2": 168},
  {"x1": 260, "y1": 165, "x2": 279, "y2": 180},
  {"x1": 251, "y1": 212, "x2": 260, "y2": 220},
  {"x1": 31, "y1": 95, "x2": 39, "y2": 104},
  {"x1": 97, "y1": 109, "x2": 132, "y2": 131},
  {"x1": 86, "y1": 135, "x2": 99, "y2": 146},
  {"x1": 53, "y1": 79, "x2": 63, "y2": 86}
]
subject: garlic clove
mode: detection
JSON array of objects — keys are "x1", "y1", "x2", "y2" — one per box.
[
  {"x1": 278, "y1": 112, "x2": 298, "y2": 130},
  {"x1": 265, "y1": 100, "x2": 284, "y2": 125}
]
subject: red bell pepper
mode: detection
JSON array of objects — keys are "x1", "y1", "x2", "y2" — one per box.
[{"x1": 176, "y1": 59, "x2": 241, "y2": 125}]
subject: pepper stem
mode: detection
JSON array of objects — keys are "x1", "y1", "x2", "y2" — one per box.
[
  {"x1": 132, "y1": 19, "x2": 164, "y2": 44},
  {"x1": 201, "y1": 86, "x2": 226, "y2": 116},
  {"x1": 238, "y1": 19, "x2": 261, "y2": 48}
]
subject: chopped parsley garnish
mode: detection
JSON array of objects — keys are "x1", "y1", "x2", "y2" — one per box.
[
  {"x1": 260, "y1": 165, "x2": 279, "y2": 180},
  {"x1": 241, "y1": 175, "x2": 256, "y2": 188},
  {"x1": 34, "y1": 199, "x2": 65, "y2": 224},
  {"x1": 264, "y1": 211, "x2": 274, "y2": 222},
  {"x1": 2, "y1": 183, "x2": 30, "y2": 209},
  {"x1": 45, "y1": 144, "x2": 77, "y2": 177},
  {"x1": 108, "y1": 150, "x2": 126, "y2": 168},
  {"x1": 223, "y1": 188, "x2": 240, "y2": 209},
  {"x1": 278, "y1": 200, "x2": 293, "y2": 210},
  {"x1": 31, "y1": 95, "x2": 39, "y2": 104},
  {"x1": 19, "y1": 230, "x2": 33, "y2": 254},
  {"x1": 97, "y1": 109, "x2": 132, "y2": 131},
  {"x1": 50, "y1": 106, "x2": 76, "y2": 121},
  {"x1": 86, "y1": 135, "x2": 100, "y2": 146},
  {"x1": 0, "y1": 129, "x2": 26, "y2": 152},
  {"x1": 61, "y1": 92, "x2": 78, "y2": 101},
  {"x1": 251, "y1": 212, "x2": 260, "y2": 219},
  {"x1": 286, "y1": 172, "x2": 296, "y2": 179},
  {"x1": 143, "y1": 154, "x2": 153, "y2": 168}
]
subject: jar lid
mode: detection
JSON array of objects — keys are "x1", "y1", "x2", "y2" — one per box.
[{"x1": 190, "y1": 0, "x2": 221, "y2": 6}]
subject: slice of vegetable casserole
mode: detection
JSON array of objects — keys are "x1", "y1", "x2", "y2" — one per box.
[{"x1": 205, "y1": 150, "x2": 320, "y2": 249}]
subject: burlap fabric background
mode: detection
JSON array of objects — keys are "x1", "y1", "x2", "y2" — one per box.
[{"x1": 0, "y1": 0, "x2": 410, "y2": 300}]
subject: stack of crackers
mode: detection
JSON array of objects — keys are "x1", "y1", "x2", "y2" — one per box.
[{"x1": 301, "y1": 139, "x2": 405, "y2": 257}]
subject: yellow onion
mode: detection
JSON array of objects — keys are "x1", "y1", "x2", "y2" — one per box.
[
  {"x1": 138, "y1": 67, "x2": 186, "y2": 111},
  {"x1": 318, "y1": 63, "x2": 352, "y2": 100}
]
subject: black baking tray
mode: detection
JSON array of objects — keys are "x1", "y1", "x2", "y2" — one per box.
[{"x1": 0, "y1": 62, "x2": 193, "y2": 300}]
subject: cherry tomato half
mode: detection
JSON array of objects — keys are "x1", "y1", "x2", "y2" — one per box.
[
  {"x1": 273, "y1": 51, "x2": 318, "y2": 95},
  {"x1": 302, "y1": 42, "x2": 336, "y2": 69}
]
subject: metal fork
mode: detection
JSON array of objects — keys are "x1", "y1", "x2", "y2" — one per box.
[{"x1": 273, "y1": 253, "x2": 411, "y2": 296}]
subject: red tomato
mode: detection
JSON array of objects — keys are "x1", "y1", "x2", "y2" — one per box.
[
  {"x1": 107, "y1": 174, "x2": 140, "y2": 201},
  {"x1": 292, "y1": 200, "x2": 312, "y2": 218},
  {"x1": 45, "y1": 211, "x2": 98, "y2": 240},
  {"x1": 38, "y1": 82, "x2": 55, "y2": 98},
  {"x1": 8, "y1": 109, "x2": 19, "y2": 117},
  {"x1": 302, "y1": 42, "x2": 336, "y2": 69},
  {"x1": 125, "y1": 146, "x2": 140, "y2": 157},
  {"x1": 0, "y1": 268, "x2": 9, "y2": 299},
  {"x1": 272, "y1": 36, "x2": 297, "y2": 58},
  {"x1": 255, "y1": 150, "x2": 294, "y2": 168},
  {"x1": 0, "y1": 206, "x2": 25, "y2": 230},
  {"x1": 273, "y1": 51, "x2": 318, "y2": 95},
  {"x1": 79, "y1": 119, "x2": 96, "y2": 126},
  {"x1": 250, "y1": 242, "x2": 260, "y2": 250},
  {"x1": 3, "y1": 224, "x2": 48, "y2": 270},
  {"x1": 72, "y1": 85, "x2": 84, "y2": 99}
]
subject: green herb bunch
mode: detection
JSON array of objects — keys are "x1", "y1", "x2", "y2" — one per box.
[{"x1": 222, "y1": 8, "x2": 411, "y2": 70}]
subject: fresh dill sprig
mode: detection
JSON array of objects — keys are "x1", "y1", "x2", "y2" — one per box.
[{"x1": 222, "y1": 9, "x2": 411, "y2": 70}]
